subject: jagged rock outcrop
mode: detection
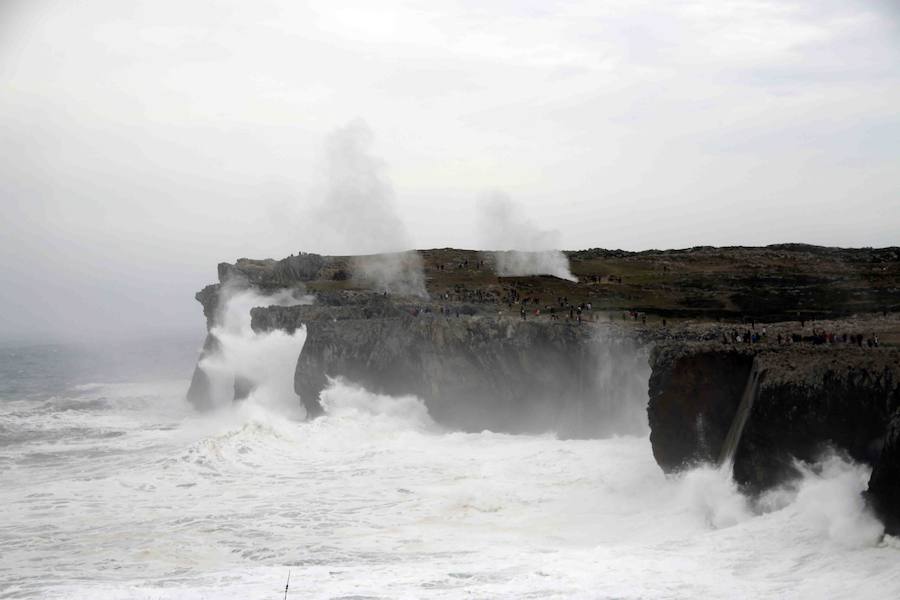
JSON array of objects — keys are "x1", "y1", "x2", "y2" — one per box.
[
  {"x1": 217, "y1": 253, "x2": 327, "y2": 287},
  {"x1": 195, "y1": 284, "x2": 221, "y2": 328},
  {"x1": 648, "y1": 342, "x2": 900, "y2": 533}
]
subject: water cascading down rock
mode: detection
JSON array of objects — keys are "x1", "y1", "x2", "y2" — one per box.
[{"x1": 648, "y1": 342, "x2": 900, "y2": 534}]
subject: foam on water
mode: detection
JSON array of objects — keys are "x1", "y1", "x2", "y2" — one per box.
[{"x1": 2, "y1": 370, "x2": 898, "y2": 599}]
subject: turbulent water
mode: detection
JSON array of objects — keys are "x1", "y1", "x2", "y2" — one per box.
[{"x1": 2, "y1": 335, "x2": 899, "y2": 599}]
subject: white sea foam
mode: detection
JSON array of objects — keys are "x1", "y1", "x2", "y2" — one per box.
[
  {"x1": 2, "y1": 321, "x2": 898, "y2": 600},
  {"x1": 2, "y1": 374, "x2": 897, "y2": 599}
]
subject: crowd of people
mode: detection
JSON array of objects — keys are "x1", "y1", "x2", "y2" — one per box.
[
  {"x1": 404, "y1": 301, "x2": 888, "y2": 349},
  {"x1": 401, "y1": 274, "x2": 891, "y2": 347},
  {"x1": 720, "y1": 326, "x2": 881, "y2": 347}
]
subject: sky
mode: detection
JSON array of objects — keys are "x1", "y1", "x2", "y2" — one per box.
[{"x1": 1, "y1": 0, "x2": 898, "y2": 342}]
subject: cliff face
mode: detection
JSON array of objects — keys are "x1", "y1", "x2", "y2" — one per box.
[
  {"x1": 251, "y1": 301, "x2": 650, "y2": 438},
  {"x1": 648, "y1": 342, "x2": 900, "y2": 533},
  {"x1": 188, "y1": 247, "x2": 900, "y2": 530},
  {"x1": 648, "y1": 345, "x2": 754, "y2": 469},
  {"x1": 868, "y1": 409, "x2": 900, "y2": 534}
]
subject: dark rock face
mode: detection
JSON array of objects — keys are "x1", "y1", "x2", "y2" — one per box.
[
  {"x1": 648, "y1": 342, "x2": 900, "y2": 533},
  {"x1": 648, "y1": 345, "x2": 754, "y2": 470},
  {"x1": 868, "y1": 409, "x2": 900, "y2": 534},
  {"x1": 250, "y1": 304, "x2": 650, "y2": 438},
  {"x1": 735, "y1": 352, "x2": 897, "y2": 490},
  {"x1": 195, "y1": 284, "x2": 221, "y2": 329}
]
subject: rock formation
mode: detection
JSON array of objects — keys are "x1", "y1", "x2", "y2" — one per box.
[
  {"x1": 648, "y1": 342, "x2": 900, "y2": 533},
  {"x1": 188, "y1": 245, "x2": 900, "y2": 531},
  {"x1": 251, "y1": 300, "x2": 650, "y2": 437},
  {"x1": 868, "y1": 409, "x2": 900, "y2": 534}
]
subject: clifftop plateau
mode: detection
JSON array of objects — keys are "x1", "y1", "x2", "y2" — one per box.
[{"x1": 197, "y1": 244, "x2": 900, "y2": 324}]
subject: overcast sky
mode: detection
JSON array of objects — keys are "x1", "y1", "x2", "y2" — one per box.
[{"x1": 1, "y1": 0, "x2": 898, "y2": 342}]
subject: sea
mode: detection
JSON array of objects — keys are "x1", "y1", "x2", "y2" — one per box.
[{"x1": 2, "y1": 330, "x2": 899, "y2": 599}]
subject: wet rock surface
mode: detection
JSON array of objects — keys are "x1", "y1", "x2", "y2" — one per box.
[
  {"x1": 259, "y1": 310, "x2": 650, "y2": 438},
  {"x1": 868, "y1": 409, "x2": 900, "y2": 534},
  {"x1": 648, "y1": 341, "x2": 900, "y2": 533}
]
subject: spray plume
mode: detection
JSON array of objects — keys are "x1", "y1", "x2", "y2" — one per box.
[
  {"x1": 351, "y1": 251, "x2": 426, "y2": 297},
  {"x1": 196, "y1": 282, "x2": 311, "y2": 417},
  {"x1": 477, "y1": 192, "x2": 577, "y2": 281},
  {"x1": 316, "y1": 119, "x2": 426, "y2": 296}
]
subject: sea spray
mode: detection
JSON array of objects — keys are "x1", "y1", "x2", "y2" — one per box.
[
  {"x1": 477, "y1": 191, "x2": 577, "y2": 282},
  {"x1": 587, "y1": 333, "x2": 651, "y2": 436},
  {"x1": 756, "y1": 453, "x2": 885, "y2": 547},
  {"x1": 306, "y1": 120, "x2": 428, "y2": 292},
  {"x1": 3, "y1": 353, "x2": 898, "y2": 598},
  {"x1": 351, "y1": 251, "x2": 427, "y2": 297},
  {"x1": 194, "y1": 284, "x2": 311, "y2": 415}
]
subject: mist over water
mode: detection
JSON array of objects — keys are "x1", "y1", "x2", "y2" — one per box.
[{"x1": 2, "y1": 324, "x2": 897, "y2": 598}]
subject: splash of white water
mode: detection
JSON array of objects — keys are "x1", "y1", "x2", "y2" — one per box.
[
  {"x1": 2, "y1": 373, "x2": 896, "y2": 599},
  {"x1": 198, "y1": 286, "x2": 310, "y2": 417}
]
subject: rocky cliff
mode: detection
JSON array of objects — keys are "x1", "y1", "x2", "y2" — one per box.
[
  {"x1": 188, "y1": 246, "x2": 900, "y2": 530},
  {"x1": 648, "y1": 342, "x2": 900, "y2": 533},
  {"x1": 196, "y1": 244, "x2": 900, "y2": 325},
  {"x1": 251, "y1": 298, "x2": 650, "y2": 438}
]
